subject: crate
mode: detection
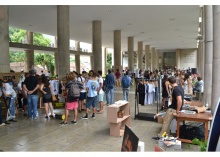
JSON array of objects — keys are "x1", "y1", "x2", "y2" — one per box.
[{"x1": 53, "y1": 102, "x2": 65, "y2": 109}]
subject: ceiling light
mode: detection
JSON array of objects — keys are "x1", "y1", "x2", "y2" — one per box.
[
  {"x1": 105, "y1": 9, "x2": 111, "y2": 12},
  {"x1": 198, "y1": 27, "x2": 201, "y2": 32}
]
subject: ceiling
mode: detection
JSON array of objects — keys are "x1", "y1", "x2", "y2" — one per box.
[{"x1": 8, "y1": 5, "x2": 201, "y2": 52}]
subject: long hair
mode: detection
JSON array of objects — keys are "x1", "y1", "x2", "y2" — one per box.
[{"x1": 41, "y1": 76, "x2": 50, "y2": 87}]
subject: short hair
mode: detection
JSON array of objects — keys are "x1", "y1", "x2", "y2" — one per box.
[
  {"x1": 98, "y1": 70, "x2": 102, "y2": 75},
  {"x1": 91, "y1": 72, "x2": 97, "y2": 78},
  {"x1": 197, "y1": 76, "x2": 202, "y2": 81},
  {"x1": 82, "y1": 71, "x2": 87, "y2": 74},
  {"x1": 108, "y1": 69, "x2": 112, "y2": 74},
  {"x1": 168, "y1": 76, "x2": 176, "y2": 84},
  {"x1": 125, "y1": 71, "x2": 129, "y2": 75},
  {"x1": 66, "y1": 72, "x2": 76, "y2": 81}
]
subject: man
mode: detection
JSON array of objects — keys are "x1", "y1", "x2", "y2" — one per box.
[
  {"x1": 23, "y1": 69, "x2": 39, "y2": 120},
  {"x1": 97, "y1": 70, "x2": 104, "y2": 113},
  {"x1": 77, "y1": 71, "x2": 87, "y2": 112},
  {"x1": 81, "y1": 72, "x2": 99, "y2": 119},
  {"x1": 121, "y1": 71, "x2": 132, "y2": 101},
  {"x1": 105, "y1": 69, "x2": 115, "y2": 105},
  {"x1": 152, "y1": 76, "x2": 184, "y2": 140}
]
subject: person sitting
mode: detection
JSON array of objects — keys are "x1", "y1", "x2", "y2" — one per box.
[
  {"x1": 151, "y1": 76, "x2": 184, "y2": 140},
  {"x1": 193, "y1": 76, "x2": 204, "y2": 95}
]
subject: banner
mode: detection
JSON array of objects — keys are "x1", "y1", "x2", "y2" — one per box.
[{"x1": 0, "y1": 72, "x2": 23, "y2": 83}]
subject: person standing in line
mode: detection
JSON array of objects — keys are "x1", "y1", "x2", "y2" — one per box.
[
  {"x1": 77, "y1": 71, "x2": 87, "y2": 112},
  {"x1": 21, "y1": 72, "x2": 30, "y2": 116},
  {"x1": 97, "y1": 70, "x2": 104, "y2": 114},
  {"x1": 40, "y1": 76, "x2": 54, "y2": 119},
  {"x1": 81, "y1": 72, "x2": 99, "y2": 119},
  {"x1": 105, "y1": 69, "x2": 115, "y2": 105},
  {"x1": 60, "y1": 72, "x2": 83, "y2": 125},
  {"x1": 23, "y1": 69, "x2": 39, "y2": 120},
  {"x1": 115, "y1": 69, "x2": 121, "y2": 87},
  {"x1": 121, "y1": 71, "x2": 132, "y2": 101}
]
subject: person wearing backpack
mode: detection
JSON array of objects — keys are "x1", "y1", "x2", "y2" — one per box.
[
  {"x1": 81, "y1": 72, "x2": 99, "y2": 119},
  {"x1": 105, "y1": 69, "x2": 115, "y2": 105},
  {"x1": 121, "y1": 71, "x2": 132, "y2": 101},
  {"x1": 59, "y1": 72, "x2": 83, "y2": 125},
  {"x1": 77, "y1": 71, "x2": 87, "y2": 113}
]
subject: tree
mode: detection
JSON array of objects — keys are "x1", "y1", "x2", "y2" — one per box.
[{"x1": 106, "y1": 53, "x2": 112, "y2": 71}]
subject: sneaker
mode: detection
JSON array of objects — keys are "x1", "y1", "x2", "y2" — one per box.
[
  {"x1": 9, "y1": 119, "x2": 17, "y2": 122},
  {"x1": 59, "y1": 121, "x2": 67, "y2": 125},
  {"x1": 0, "y1": 123, "x2": 5, "y2": 126},
  {"x1": 81, "y1": 115, "x2": 88, "y2": 119},
  {"x1": 92, "y1": 113, "x2": 95, "y2": 118},
  {"x1": 151, "y1": 136, "x2": 160, "y2": 141},
  {"x1": 45, "y1": 116, "x2": 48, "y2": 119},
  {"x1": 70, "y1": 121, "x2": 77, "y2": 124}
]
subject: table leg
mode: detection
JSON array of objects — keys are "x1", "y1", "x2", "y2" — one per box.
[
  {"x1": 176, "y1": 118, "x2": 180, "y2": 138},
  {"x1": 204, "y1": 121, "x2": 209, "y2": 141}
]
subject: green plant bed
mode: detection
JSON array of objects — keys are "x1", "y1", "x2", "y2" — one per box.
[{"x1": 187, "y1": 138, "x2": 207, "y2": 151}]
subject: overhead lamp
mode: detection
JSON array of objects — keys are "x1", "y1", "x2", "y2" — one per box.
[{"x1": 199, "y1": 17, "x2": 202, "y2": 23}]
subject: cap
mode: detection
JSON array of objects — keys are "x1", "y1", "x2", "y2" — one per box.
[{"x1": 29, "y1": 69, "x2": 36, "y2": 75}]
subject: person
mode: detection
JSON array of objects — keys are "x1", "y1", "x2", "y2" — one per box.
[
  {"x1": 41, "y1": 70, "x2": 45, "y2": 77},
  {"x1": 81, "y1": 72, "x2": 99, "y2": 119},
  {"x1": 97, "y1": 70, "x2": 104, "y2": 114},
  {"x1": 105, "y1": 69, "x2": 115, "y2": 105},
  {"x1": 0, "y1": 80, "x2": 5, "y2": 126},
  {"x1": 152, "y1": 76, "x2": 184, "y2": 140},
  {"x1": 161, "y1": 74, "x2": 170, "y2": 110},
  {"x1": 23, "y1": 69, "x2": 40, "y2": 120},
  {"x1": 183, "y1": 73, "x2": 192, "y2": 95},
  {"x1": 115, "y1": 69, "x2": 121, "y2": 86},
  {"x1": 1, "y1": 81, "x2": 17, "y2": 122},
  {"x1": 121, "y1": 71, "x2": 132, "y2": 101},
  {"x1": 40, "y1": 76, "x2": 54, "y2": 118},
  {"x1": 21, "y1": 72, "x2": 30, "y2": 116},
  {"x1": 60, "y1": 72, "x2": 83, "y2": 125},
  {"x1": 193, "y1": 76, "x2": 204, "y2": 95},
  {"x1": 77, "y1": 71, "x2": 87, "y2": 112}
]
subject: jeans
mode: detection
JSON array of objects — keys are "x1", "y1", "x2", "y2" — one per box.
[
  {"x1": 106, "y1": 88, "x2": 114, "y2": 105},
  {"x1": 0, "y1": 101, "x2": 2, "y2": 124},
  {"x1": 155, "y1": 87, "x2": 158, "y2": 101},
  {"x1": 27, "y1": 94, "x2": 38, "y2": 119},
  {"x1": 8, "y1": 97, "x2": 16, "y2": 117},
  {"x1": 123, "y1": 88, "x2": 130, "y2": 101}
]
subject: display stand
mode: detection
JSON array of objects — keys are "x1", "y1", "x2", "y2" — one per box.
[
  {"x1": 134, "y1": 77, "x2": 161, "y2": 121},
  {"x1": 107, "y1": 100, "x2": 131, "y2": 137}
]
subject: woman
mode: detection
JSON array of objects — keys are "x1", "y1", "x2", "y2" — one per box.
[
  {"x1": 183, "y1": 73, "x2": 192, "y2": 95},
  {"x1": 161, "y1": 74, "x2": 170, "y2": 110},
  {"x1": 40, "y1": 76, "x2": 54, "y2": 118},
  {"x1": 175, "y1": 70, "x2": 183, "y2": 86},
  {"x1": 115, "y1": 69, "x2": 121, "y2": 86}
]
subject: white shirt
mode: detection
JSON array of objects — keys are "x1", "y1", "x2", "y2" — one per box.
[
  {"x1": 77, "y1": 76, "x2": 86, "y2": 93},
  {"x1": 98, "y1": 76, "x2": 104, "y2": 94}
]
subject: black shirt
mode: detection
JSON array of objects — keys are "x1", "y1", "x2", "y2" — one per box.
[
  {"x1": 24, "y1": 76, "x2": 39, "y2": 95},
  {"x1": 169, "y1": 85, "x2": 184, "y2": 110}
]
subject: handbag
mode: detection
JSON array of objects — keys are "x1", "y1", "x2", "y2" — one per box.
[{"x1": 52, "y1": 94, "x2": 57, "y2": 101}]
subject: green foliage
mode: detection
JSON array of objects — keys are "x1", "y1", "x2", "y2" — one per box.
[
  {"x1": 191, "y1": 138, "x2": 207, "y2": 151},
  {"x1": 106, "y1": 53, "x2": 112, "y2": 73},
  {"x1": 9, "y1": 52, "x2": 26, "y2": 62},
  {"x1": 33, "y1": 33, "x2": 51, "y2": 47},
  {"x1": 9, "y1": 27, "x2": 26, "y2": 43}
]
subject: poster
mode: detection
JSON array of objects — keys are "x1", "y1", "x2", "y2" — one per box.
[
  {"x1": 121, "y1": 125, "x2": 139, "y2": 152},
  {"x1": 0, "y1": 72, "x2": 23, "y2": 84}
]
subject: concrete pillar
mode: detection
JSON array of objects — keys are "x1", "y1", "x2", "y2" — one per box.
[
  {"x1": 176, "y1": 49, "x2": 181, "y2": 69},
  {"x1": 211, "y1": 6, "x2": 220, "y2": 113},
  {"x1": 25, "y1": 31, "x2": 34, "y2": 72},
  {"x1": 128, "y1": 37, "x2": 134, "y2": 71},
  {"x1": 161, "y1": 52, "x2": 164, "y2": 70},
  {"x1": 54, "y1": 36, "x2": 58, "y2": 75},
  {"x1": 104, "y1": 48, "x2": 107, "y2": 74},
  {"x1": 0, "y1": 6, "x2": 10, "y2": 73},
  {"x1": 137, "y1": 41, "x2": 143, "y2": 70},
  {"x1": 114, "y1": 30, "x2": 121, "y2": 72},
  {"x1": 90, "y1": 56, "x2": 94, "y2": 70},
  {"x1": 145, "y1": 45, "x2": 150, "y2": 70},
  {"x1": 201, "y1": 6, "x2": 205, "y2": 80},
  {"x1": 151, "y1": 47, "x2": 155, "y2": 71},
  {"x1": 204, "y1": 5, "x2": 213, "y2": 107},
  {"x1": 57, "y1": 5, "x2": 70, "y2": 78},
  {"x1": 92, "y1": 20, "x2": 102, "y2": 72},
  {"x1": 155, "y1": 49, "x2": 159, "y2": 70},
  {"x1": 75, "y1": 41, "x2": 81, "y2": 73}
]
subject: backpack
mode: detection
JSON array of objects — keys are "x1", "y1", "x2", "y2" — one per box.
[
  {"x1": 122, "y1": 76, "x2": 130, "y2": 88},
  {"x1": 67, "y1": 81, "x2": 81, "y2": 102},
  {"x1": 102, "y1": 79, "x2": 107, "y2": 92}
]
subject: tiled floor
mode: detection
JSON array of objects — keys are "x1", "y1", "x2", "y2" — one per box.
[{"x1": 0, "y1": 84, "x2": 200, "y2": 152}]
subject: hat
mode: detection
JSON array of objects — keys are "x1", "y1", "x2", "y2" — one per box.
[{"x1": 29, "y1": 69, "x2": 36, "y2": 75}]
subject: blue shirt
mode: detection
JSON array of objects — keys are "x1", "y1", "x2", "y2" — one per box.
[
  {"x1": 105, "y1": 73, "x2": 115, "y2": 89},
  {"x1": 86, "y1": 80, "x2": 99, "y2": 97}
]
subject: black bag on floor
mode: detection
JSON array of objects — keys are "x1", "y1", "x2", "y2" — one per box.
[
  {"x1": 179, "y1": 123, "x2": 205, "y2": 141},
  {"x1": 184, "y1": 94, "x2": 192, "y2": 101}
]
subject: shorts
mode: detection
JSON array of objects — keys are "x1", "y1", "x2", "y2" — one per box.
[
  {"x1": 79, "y1": 92, "x2": 87, "y2": 100},
  {"x1": 86, "y1": 96, "x2": 98, "y2": 109},
  {"x1": 66, "y1": 101, "x2": 78, "y2": 110},
  {"x1": 23, "y1": 98, "x2": 27, "y2": 105},
  {"x1": 98, "y1": 94, "x2": 104, "y2": 102}
]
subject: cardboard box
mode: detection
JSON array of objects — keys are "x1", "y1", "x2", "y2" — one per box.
[{"x1": 157, "y1": 115, "x2": 163, "y2": 123}]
